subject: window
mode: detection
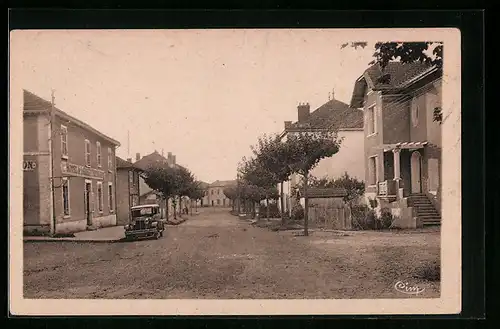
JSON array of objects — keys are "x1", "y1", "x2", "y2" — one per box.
[
  {"x1": 108, "y1": 183, "x2": 114, "y2": 212},
  {"x1": 217, "y1": 199, "x2": 220, "y2": 205},
  {"x1": 107, "y1": 147, "x2": 113, "y2": 171},
  {"x1": 61, "y1": 125, "x2": 68, "y2": 158},
  {"x1": 368, "y1": 156, "x2": 378, "y2": 186},
  {"x1": 211, "y1": 190, "x2": 214, "y2": 195},
  {"x1": 129, "y1": 171, "x2": 133, "y2": 185},
  {"x1": 97, "y1": 182, "x2": 103, "y2": 212},
  {"x1": 96, "y1": 142, "x2": 102, "y2": 167},
  {"x1": 62, "y1": 178, "x2": 70, "y2": 216},
  {"x1": 412, "y1": 102, "x2": 419, "y2": 127},
  {"x1": 217, "y1": 189, "x2": 220, "y2": 195},
  {"x1": 84, "y1": 139, "x2": 91, "y2": 167},
  {"x1": 428, "y1": 158, "x2": 439, "y2": 193},
  {"x1": 367, "y1": 105, "x2": 377, "y2": 135}
]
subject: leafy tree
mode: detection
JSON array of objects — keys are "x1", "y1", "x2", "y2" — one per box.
[
  {"x1": 223, "y1": 186, "x2": 237, "y2": 211},
  {"x1": 285, "y1": 131, "x2": 342, "y2": 236},
  {"x1": 175, "y1": 166, "x2": 196, "y2": 218},
  {"x1": 142, "y1": 164, "x2": 181, "y2": 220},
  {"x1": 247, "y1": 134, "x2": 295, "y2": 223},
  {"x1": 187, "y1": 181, "x2": 205, "y2": 213},
  {"x1": 342, "y1": 41, "x2": 443, "y2": 124}
]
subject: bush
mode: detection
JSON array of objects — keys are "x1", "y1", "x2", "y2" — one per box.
[
  {"x1": 365, "y1": 209, "x2": 378, "y2": 229},
  {"x1": 414, "y1": 261, "x2": 441, "y2": 282},
  {"x1": 291, "y1": 204, "x2": 304, "y2": 221},
  {"x1": 351, "y1": 204, "x2": 370, "y2": 229},
  {"x1": 379, "y1": 207, "x2": 394, "y2": 229},
  {"x1": 258, "y1": 203, "x2": 281, "y2": 218}
]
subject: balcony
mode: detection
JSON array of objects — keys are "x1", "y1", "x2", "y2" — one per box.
[{"x1": 377, "y1": 180, "x2": 398, "y2": 202}]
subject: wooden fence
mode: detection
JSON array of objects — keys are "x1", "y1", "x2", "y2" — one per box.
[{"x1": 307, "y1": 199, "x2": 352, "y2": 230}]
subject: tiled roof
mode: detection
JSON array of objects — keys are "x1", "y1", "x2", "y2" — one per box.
[
  {"x1": 350, "y1": 62, "x2": 437, "y2": 108},
  {"x1": 133, "y1": 151, "x2": 170, "y2": 171},
  {"x1": 300, "y1": 187, "x2": 348, "y2": 198},
  {"x1": 23, "y1": 90, "x2": 120, "y2": 146},
  {"x1": 209, "y1": 180, "x2": 237, "y2": 187},
  {"x1": 287, "y1": 99, "x2": 363, "y2": 131},
  {"x1": 116, "y1": 156, "x2": 141, "y2": 170},
  {"x1": 364, "y1": 61, "x2": 433, "y2": 90}
]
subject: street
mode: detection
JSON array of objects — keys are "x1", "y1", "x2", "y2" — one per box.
[{"x1": 24, "y1": 208, "x2": 440, "y2": 299}]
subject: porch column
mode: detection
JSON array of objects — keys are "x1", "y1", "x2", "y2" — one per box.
[{"x1": 393, "y1": 147, "x2": 401, "y2": 180}]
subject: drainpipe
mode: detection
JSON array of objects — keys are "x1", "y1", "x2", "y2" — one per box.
[{"x1": 49, "y1": 90, "x2": 56, "y2": 236}]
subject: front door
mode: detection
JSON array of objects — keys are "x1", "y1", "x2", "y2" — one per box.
[
  {"x1": 411, "y1": 151, "x2": 422, "y2": 193},
  {"x1": 84, "y1": 182, "x2": 92, "y2": 225}
]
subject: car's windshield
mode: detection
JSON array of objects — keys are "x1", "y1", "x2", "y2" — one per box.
[{"x1": 131, "y1": 207, "x2": 158, "y2": 217}]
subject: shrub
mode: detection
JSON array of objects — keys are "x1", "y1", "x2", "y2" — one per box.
[
  {"x1": 414, "y1": 261, "x2": 441, "y2": 282},
  {"x1": 379, "y1": 207, "x2": 394, "y2": 229},
  {"x1": 365, "y1": 209, "x2": 378, "y2": 230},
  {"x1": 351, "y1": 204, "x2": 370, "y2": 230},
  {"x1": 291, "y1": 204, "x2": 305, "y2": 221},
  {"x1": 259, "y1": 203, "x2": 281, "y2": 218},
  {"x1": 368, "y1": 198, "x2": 378, "y2": 209}
]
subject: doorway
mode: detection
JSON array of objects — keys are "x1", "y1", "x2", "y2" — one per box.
[
  {"x1": 84, "y1": 181, "x2": 92, "y2": 225},
  {"x1": 410, "y1": 151, "x2": 422, "y2": 194}
]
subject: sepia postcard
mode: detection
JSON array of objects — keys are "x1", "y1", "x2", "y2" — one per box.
[{"x1": 9, "y1": 27, "x2": 461, "y2": 316}]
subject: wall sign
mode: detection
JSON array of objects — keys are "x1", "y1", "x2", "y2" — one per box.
[
  {"x1": 61, "y1": 162, "x2": 105, "y2": 180},
  {"x1": 23, "y1": 160, "x2": 37, "y2": 171}
]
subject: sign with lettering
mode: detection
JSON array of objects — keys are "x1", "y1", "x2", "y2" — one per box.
[
  {"x1": 61, "y1": 162, "x2": 105, "y2": 180},
  {"x1": 23, "y1": 160, "x2": 37, "y2": 171}
]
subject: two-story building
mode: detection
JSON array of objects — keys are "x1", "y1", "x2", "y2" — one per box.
[
  {"x1": 350, "y1": 62, "x2": 442, "y2": 228},
  {"x1": 23, "y1": 90, "x2": 120, "y2": 235},
  {"x1": 115, "y1": 156, "x2": 142, "y2": 225},
  {"x1": 278, "y1": 92, "x2": 364, "y2": 216},
  {"x1": 208, "y1": 180, "x2": 236, "y2": 207}
]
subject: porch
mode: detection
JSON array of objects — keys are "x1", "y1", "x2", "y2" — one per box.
[{"x1": 375, "y1": 142, "x2": 428, "y2": 201}]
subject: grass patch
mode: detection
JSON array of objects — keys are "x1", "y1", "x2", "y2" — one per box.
[{"x1": 413, "y1": 261, "x2": 441, "y2": 282}]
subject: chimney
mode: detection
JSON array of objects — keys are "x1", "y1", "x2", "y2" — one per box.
[
  {"x1": 331, "y1": 88, "x2": 335, "y2": 100},
  {"x1": 297, "y1": 102, "x2": 311, "y2": 123},
  {"x1": 172, "y1": 155, "x2": 176, "y2": 165},
  {"x1": 126, "y1": 158, "x2": 132, "y2": 163},
  {"x1": 284, "y1": 121, "x2": 292, "y2": 129},
  {"x1": 135, "y1": 153, "x2": 141, "y2": 161}
]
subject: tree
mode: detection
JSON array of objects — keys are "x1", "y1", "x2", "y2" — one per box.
[
  {"x1": 175, "y1": 166, "x2": 196, "y2": 218},
  {"x1": 142, "y1": 164, "x2": 181, "y2": 220},
  {"x1": 238, "y1": 156, "x2": 279, "y2": 219},
  {"x1": 309, "y1": 172, "x2": 365, "y2": 206},
  {"x1": 189, "y1": 181, "x2": 205, "y2": 213},
  {"x1": 342, "y1": 41, "x2": 444, "y2": 124},
  {"x1": 223, "y1": 186, "x2": 237, "y2": 211},
  {"x1": 247, "y1": 134, "x2": 294, "y2": 223},
  {"x1": 285, "y1": 131, "x2": 342, "y2": 236}
]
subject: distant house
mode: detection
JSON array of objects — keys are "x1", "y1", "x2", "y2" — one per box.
[
  {"x1": 197, "y1": 181, "x2": 210, "y2": 206},
  {"x1": 208, "y1": 180, "x2": 236, "y2": 207},
  {"x1": 350, "y1": 62, "x2": 442, "y2": 228},
  {"x1": 23, "y1": 90, "x2": 120, "y2": 235},
  {"x1": 115, "y1": 157, "x2": 142, "y2": 225},
  {"x1": 278, "y1": 91, "x2": 364, "y2": 216}
]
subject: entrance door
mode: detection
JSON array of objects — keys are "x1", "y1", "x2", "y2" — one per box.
[
  {"x1": 411, "y1": 151, "x2": 422, "y2": 193},
  {"x1": 84, "y1": 182, "x2": 92, "y2": 225}
]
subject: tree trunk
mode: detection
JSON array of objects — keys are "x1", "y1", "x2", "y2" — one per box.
[
  {"x1": 266, "y1": 198, "x2": 270, "y2": 220},
  {"x1": 165, "y1": 197, "x2": 169, "y2": 220},
  {"x1": 173, "y1": 198, "x2": 177, "y2": 220},
  {"x1": 303, "y1": 173, "x2": 309, "y2": 236},
  {"x1": 190, "y1": 200, "x2": 193, "y2": 216},
  {"x1": 280, "y1": 182, "x2": 285, "y2": 224}
]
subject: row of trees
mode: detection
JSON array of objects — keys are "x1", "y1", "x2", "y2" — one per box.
[
  {"x1": 232, "y1": 130, "x2": 342, "y2": 236},
  {"x1": 142, "y1": 164, "x2": 205, "y2": 220}
]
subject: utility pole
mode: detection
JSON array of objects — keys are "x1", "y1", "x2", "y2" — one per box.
[{"x1": 49, "y1": 89, "x2": 56, "y2": 236}]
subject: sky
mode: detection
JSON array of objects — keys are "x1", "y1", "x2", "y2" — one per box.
[{"x1": 11, "y1": 29, "x2": 375, "y2": 183}]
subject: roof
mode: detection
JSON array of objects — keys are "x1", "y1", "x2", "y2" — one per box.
[
  {"x1": 23, "y1": 90, "x2": 121, "y2": 146},
  {"x1": 300, "y1": 187, "x2": 348, "y2": 198},
  {"x1": 285, "y1": 98, "x2": 364, "y2": 133},
  {"x1": 209, "y1": 180, "x2": 237, "y2": 187},
  {"x1": 197, "y1": 181, "x2": 210, "y2": 189},
  {"x1": 131, "y1": 204, "x2": 160, "y2": 209},
  {"x1": 116, "y1": 156, "x2": 142, "y2": 170},
  {"x1": 350, "y1": 62, "x2": 438, "y2": 108}
]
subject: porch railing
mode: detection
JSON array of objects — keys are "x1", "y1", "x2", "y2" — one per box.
[{"x1": 377, "y1": 180, "x2": 397, "y2": 196}]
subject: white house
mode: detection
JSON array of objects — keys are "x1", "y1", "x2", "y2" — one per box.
[{"x1": 278, "y1": 92, "x2": 364, "y2": 215}]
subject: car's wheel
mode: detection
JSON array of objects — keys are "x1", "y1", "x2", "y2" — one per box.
[
  {"x1": 154, "y1": 231, "x2": 160, "y2": 239},
  {"x1": 160, "y1": 230, "x2": 164, "y2": 237}
]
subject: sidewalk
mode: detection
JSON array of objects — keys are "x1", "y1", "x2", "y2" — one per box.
[{"x1": 24, "y1": 225, "x2": 126, "y2": 243}]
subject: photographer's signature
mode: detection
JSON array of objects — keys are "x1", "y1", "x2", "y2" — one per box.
[{"x1": 394, "y1": 281, "x2": 425, "y2": 295}]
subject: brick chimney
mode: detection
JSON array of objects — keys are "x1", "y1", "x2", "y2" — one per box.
[
  {"x1": 135, "y1": 153, "x2": 141, "y2": 161},
  {"x1": 297, "y1": 102, "x2": 310, "y2": 123},
  {"x1": 172, "y1": 155, "x2": 176, "y2": 165}
]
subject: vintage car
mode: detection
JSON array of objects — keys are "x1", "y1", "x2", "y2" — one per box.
[{"x1": 124, "y1": 204, "x2": 165, "y2": 240}]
